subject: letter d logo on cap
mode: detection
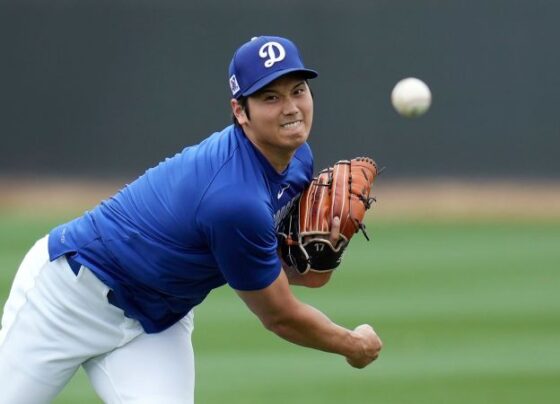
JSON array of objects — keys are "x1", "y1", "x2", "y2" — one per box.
[{"x1": 259, "y1": 42, "x2": 286, "y2": 68}]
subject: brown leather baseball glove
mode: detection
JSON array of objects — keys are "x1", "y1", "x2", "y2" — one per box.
[{"x1": 277, "y1": 157, "x2": 378, "y2": 274}]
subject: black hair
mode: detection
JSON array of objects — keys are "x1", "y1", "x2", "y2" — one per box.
[{"x1": 232, "y1": 96, "x2": 250, "y2": 126}]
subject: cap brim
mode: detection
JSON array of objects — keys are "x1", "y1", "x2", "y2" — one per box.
[{"x1": 240, "y1": 68, "x2": 318, "y2": 98}]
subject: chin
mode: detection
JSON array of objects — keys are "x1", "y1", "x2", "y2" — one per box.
[
  {"x1": 287, "y1": 127, "x2": 310, "y2": 141},
  {"x1": 284, "y1": 135, "x2": 307, "y2": 150}
]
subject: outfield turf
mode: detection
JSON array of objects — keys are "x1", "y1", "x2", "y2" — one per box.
[{"x1": 1, "y1": 211, "x2": 559, "y2": 403}]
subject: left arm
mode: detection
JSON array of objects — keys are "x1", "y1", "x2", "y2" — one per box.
[
  {"x1": 282, "y1": 261, "x2": 332, "y2": 287},
  {"x1": 282, "y1": 216, "x2": 340, "y2": 288}
]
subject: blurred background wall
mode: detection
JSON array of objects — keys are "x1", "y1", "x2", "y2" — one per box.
[{"x1": 1, "y1": 0, "x2": 559, "y2": 180}]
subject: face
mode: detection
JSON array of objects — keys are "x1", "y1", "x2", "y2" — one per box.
[{"x1": 231, "y1": 74, "x2": 314, "y2": 163}]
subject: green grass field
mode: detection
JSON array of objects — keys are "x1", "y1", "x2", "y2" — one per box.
[{"x1": 1, "y1": 210, "x2": 559, "y2": 403}]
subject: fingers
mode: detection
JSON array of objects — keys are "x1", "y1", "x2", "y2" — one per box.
[
  {"x1": 346, "y1": 324, "x2": 383, "y2": 369},
  {"x1": 329, "y1": 216, "x2": 341, "y2": 245}
]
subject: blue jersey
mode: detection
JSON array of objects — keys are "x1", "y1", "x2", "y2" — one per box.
[{"x1": 48, "y1": 125, "x2": 313, "y2": 333}]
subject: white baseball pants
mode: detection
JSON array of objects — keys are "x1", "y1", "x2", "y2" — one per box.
[{"x1": 0, "y1": 236, "x2": 195, "y2": 404}]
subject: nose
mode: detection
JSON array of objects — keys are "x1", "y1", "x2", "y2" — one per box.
[{"x1": 282, "y1": 96, "x2": 299, "y2": 116}]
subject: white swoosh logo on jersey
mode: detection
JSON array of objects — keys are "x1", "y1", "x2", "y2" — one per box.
[{"x1": 277, "y1": 184, "x2": 291, "y2": 199}]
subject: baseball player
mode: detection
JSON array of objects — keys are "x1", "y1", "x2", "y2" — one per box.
[{"x1": 0, "y1": 35, "x2": 382, "y2": 403}]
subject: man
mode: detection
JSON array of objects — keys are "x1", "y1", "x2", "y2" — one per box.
[{"x1": 0, "y1": 35, "x2": 382, "y2": 403}]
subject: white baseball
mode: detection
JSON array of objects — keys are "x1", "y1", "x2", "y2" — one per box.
[{"x1": 391, "y1": 77, "x2": 432, "y2": 118}]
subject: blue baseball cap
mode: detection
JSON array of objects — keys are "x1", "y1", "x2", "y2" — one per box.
[{"x1": 228, "y1": 36, "x2": 318, "y2": 99}]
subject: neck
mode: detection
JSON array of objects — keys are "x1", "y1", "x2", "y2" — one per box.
[
  {"x1": 240, "y1": 126, "x2": 295, "y2": 173},
  {"x1": 253, "y1": 142, "x2": 293, "y2": 173},
  {"x1": 266, "y1": 152, "x2": 292, "y2": 173}
]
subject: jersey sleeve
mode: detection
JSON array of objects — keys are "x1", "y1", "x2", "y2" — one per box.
[{"x1": 196, "y1": 189, "x2": 281, "y2": 291}]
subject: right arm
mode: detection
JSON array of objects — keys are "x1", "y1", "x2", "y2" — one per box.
[
  {"x1": 236, "y1": 270, "x2": 382, "y2": 368},
  {"x1": 200, "y1": 186, "x2": 381, "y2": 365}
]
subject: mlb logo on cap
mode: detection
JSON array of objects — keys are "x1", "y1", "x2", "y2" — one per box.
[{"x1": 228, "y1": 36, "x2": 318, "y2": 99}]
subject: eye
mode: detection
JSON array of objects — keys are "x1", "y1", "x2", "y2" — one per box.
[
  {"x1": 263, "y1": 94, "x2": 279, "y2": 102},
  {"x1": 293, "y1": 86, "x2": 307, "y2": 96}
]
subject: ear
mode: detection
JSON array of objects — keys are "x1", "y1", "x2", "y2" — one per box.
[{"x1": 231, "y1": 98, "x2": 248, "y2": 125}]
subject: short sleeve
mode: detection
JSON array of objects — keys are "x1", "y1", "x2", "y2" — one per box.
[{"x1": 197, "y1": 191, "x2": 281, "y2": 291}]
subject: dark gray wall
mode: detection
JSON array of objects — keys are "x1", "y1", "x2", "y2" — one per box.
[{"x1": 1, "y1": 0, "x2": 559, "y2": 179}]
